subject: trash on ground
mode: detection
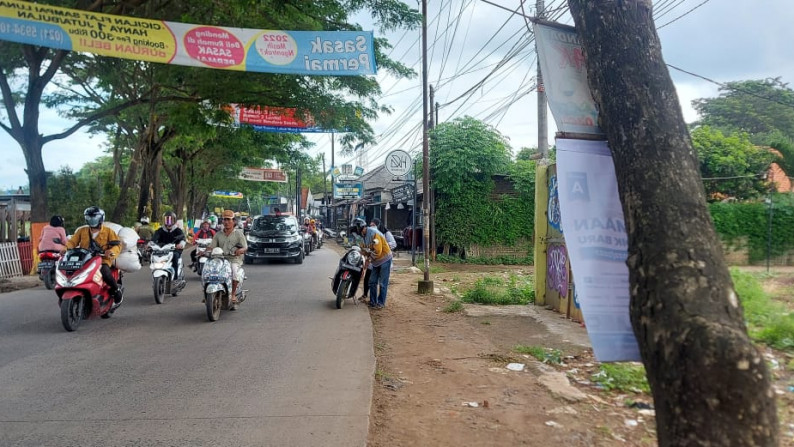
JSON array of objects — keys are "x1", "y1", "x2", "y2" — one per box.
[{"x1": 506, "y1": 363, "x2": 525, "y2": 371}]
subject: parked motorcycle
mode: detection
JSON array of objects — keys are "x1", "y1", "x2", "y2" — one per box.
[
  {"x1": 37, "y1": 250, "x2": 61, "y2": 290},
  {"x1": 330, "y1": 245, "x2": 365, "y2": 309},
  {"x1": 137, "y1": 238, "x2": 152, "y2": 265},
  {"x1": 192, "y1": 237, "x2": 213, "y2": 275},
  {"x1": 149, "y1": 242, "x2": 186, "y2": 304},
  {"x1": 54, "y1": 239, "x2": 124, "y2": 331},
  {"x1": 201, "y1": 247, "x2": 247, "y2": 321}
]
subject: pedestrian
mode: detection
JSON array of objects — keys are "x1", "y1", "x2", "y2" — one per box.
[{"x1": 349, "y1": 218, "x2": 393, "y2": 308}]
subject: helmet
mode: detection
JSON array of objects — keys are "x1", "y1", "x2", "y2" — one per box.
[
  {"x1": 163, "y1": 211, "x2": 177, "y2": 229},
  {"x1": 351, "y1": 217, "x2": 367, "y2": 234},
  {"x1": 140, "y1": 216, "x2": 149, "y2": 224},
  {"x1": 310, "y1": 219, "x2": 316, "y2": 224},
  {"x1": 84, "y1": 206, "x2": 105, "y2": 228},
  {"x1": 49, "y1": 215, "x2": 64, "y2": 227},
  {"x1": 304, "y1": 217, "x2": 310, "y2": 223}
]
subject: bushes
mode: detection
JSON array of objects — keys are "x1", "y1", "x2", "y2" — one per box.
[{"x1": 710, "y1": 195, "x2": 794, "y2": 262}]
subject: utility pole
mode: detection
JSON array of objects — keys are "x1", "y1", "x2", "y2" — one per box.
[
  {"x1": 429, "y1": 85, "x2": 436, "y2": 261},
  {"x1": 537, "y1": 0, "x2": 548, "y2": 158},
  {"x1": 418, "y1": 0, "x2": 433, "y2": 294},
  {"x1": 322, "y1": 153, "x2": 328, "y2": 224},
  {"x1": 330, "y1": 132, "x2": 335, "y2": 227}
]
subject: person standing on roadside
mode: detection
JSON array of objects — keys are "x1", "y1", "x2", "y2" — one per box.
[{"x1": 349, "y1": 218, "x2": 393, "y2": 308}]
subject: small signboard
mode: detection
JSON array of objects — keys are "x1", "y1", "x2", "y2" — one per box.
[
  {"x1": 239, "y1": 167, "x2": 288, "y2": 182},
  {"x1": 391, "y1": 184, "x2": 414, "y2": 202},
  {"x1": 333, "y1": 181, "x2": 363, "y2": 199},
  {"x1": 385, "y1": 149, "x2": 413, "y2": 177},
  {"x1": 212, "y1": 191, "x2": 244, "y2": 199}
]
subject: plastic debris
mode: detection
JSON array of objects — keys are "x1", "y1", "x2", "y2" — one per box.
[
  {"x1": 545, "y1": 421, "x2": 563, "y2": 428},
  {"x1": 506, "y1": 363, "x2": 525, "y2": 371},
  {"x1": 463, "y1": 402, "x2": 479, "y2": 408},
  {"x1": 624, "y1": 419, "x2": 639, "y2": 428}
]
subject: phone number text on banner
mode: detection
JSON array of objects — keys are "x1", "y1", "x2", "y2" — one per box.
[{"x1": 0, "y1": 0, "x2": 376, "y2": 76}]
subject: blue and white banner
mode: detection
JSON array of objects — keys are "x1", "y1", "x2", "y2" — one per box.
[{"x1": 556, "y1": 138, "x2": 640, "y2": 362}]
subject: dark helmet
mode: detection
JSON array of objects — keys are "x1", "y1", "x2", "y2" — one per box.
[
  {"x1": 350, "y1": 217, "x2": 367, "y2": 234},
  {"x1": 84, "y1": 206, "x2": 105, "y2": 228},
  {"x1": 163, "y1": 211, "x2": 177, "y2": 229},
  {"x1": 49, "y1": 215, "x2": 64, "y2": 227}
]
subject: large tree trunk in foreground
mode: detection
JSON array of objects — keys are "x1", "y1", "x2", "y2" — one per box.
[{"x1": 567, "y1": 1, "x2": 777, "y2": 445}]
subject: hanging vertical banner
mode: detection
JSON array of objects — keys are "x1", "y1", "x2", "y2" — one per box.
[
  {"x1": 534, "y1": 22, "x2": 600, "y2": 135},
  {"x1": 556, "y1": 138, "x2": 639, "y2": 362},
  {"x1": 0, "y1": 0, "x2": 376, "y2": 76}
]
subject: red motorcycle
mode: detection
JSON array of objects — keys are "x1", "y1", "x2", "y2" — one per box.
[
  {"x1": 37, "y1": 250, "x2": 61, "y2": 290},
  {"x1": 55, "y1": 239, "x2": 124, "y2": 332}
]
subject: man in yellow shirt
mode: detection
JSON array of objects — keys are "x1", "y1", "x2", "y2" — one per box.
[
  {"x1": 64, "y1": 206, "x2": 124, "y2": 308},
  {"x1": 349, "y1": 218, "x2": 393, "y2": 308}
]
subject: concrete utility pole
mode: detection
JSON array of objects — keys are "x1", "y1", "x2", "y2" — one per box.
[
  {"x1": 418, "y1": 0, "x2": 433, "y2": 294},
  {"x1": 330, "y1": 132, "x2": 335, "y2": 227},
  {"x1": 536, "y1": 0, "x2": 548, "y2": 158},
  {"x1": 429, "y1": 85, "x2": 436, "y2": 262}
]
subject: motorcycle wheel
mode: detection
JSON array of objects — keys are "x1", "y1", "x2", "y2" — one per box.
[
  {"x1": 196, "y1": 262, "x2": 204, "y2": 275},
  {"x1": 43, "y1": 269, "x2": 55, "y2": 290},
  {"x1": 153, "y1": 276, "x2": 166, "y2": 304},
  {"x1": 61, "y1": 298, "x2": 83, "y2": 332},
  {"x1": 205, "y1": 291, "x2": 222, "y2": 321},
  {"x1": 336, "y1": 278, "x2": 350, "y2": 309}
]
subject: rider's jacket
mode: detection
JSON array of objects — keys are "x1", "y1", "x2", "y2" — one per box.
[
  {"x1": 195, "y1": 228, "x2": 216, "y2": 239},
  {"x1": 152, "y1": 227, "x2": 186, "y2": 247},
  {"x1": 66, "y1": 225, "x2": 122, "y2": 267}
]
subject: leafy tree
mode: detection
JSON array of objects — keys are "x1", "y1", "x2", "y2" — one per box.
[
  {"x1": 568, "y1": 1, "x2": 776, "y2": 445},
  {"x1": 692, "y1": 78, "x2": 794, "y2": 146},
  {"x1": 692, "y1": 126, "x2": 776, "y2": 201},
  {"x1": 429, "y1": 116, "x2": 533, "y2": 251}
]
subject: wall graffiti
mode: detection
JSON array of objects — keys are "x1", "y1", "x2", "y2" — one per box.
[
  {"x1": 548, "y1": 175, "x2": 562, "y2": 232},
  {"x1": 546, "y1": 243, "x2": 569, "y2": 297}
]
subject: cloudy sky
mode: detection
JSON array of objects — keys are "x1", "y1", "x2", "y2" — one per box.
[{"x1": 2, "y1": 0, "x2": 793, "y2": 191}]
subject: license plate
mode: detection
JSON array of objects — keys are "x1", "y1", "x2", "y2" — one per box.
[{"x1": 263, "y1": 248, "x2": 280, "y2": 254}]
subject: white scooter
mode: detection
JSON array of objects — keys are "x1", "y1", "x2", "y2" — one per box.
[
  {"x1": 149, "y1": 242, "x2": 186, "y2": 304},
  {"x1": 201, "y1": 247, "x2": 247, "y2": 321},
  {"x1": 193, "y1": 238, "x2": 213, "y2": 275}
]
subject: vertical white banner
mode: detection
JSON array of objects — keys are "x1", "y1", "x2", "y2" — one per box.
[{"x1": 557, "y1": 139, "x2": 640, "y2": 362}]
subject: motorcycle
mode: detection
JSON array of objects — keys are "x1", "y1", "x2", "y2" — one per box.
[
  {"x1": 149, "y1": 242, "x2": 186, "y2": 304},
  {"x1": 37, "y1": 250, "x2": 61, "y2": 290},
  {"x1": 54, "y1": 239, "x2": 124, "y2": 331},
  {"x1": 201, "y1": 247, "x2": 247, "y2": 321},
  {"x1": 137, "y1": 238, "x2": 152, "y2": 265},
  {"x1": 192, "y1": 237, "x2": 213, "y2": 275},
  {"x1": 330, "y1": 245, "x2": 365, "y2": 309},
  {"x1": 301, "y1": 228, "x2": 313, "y2": 256}
]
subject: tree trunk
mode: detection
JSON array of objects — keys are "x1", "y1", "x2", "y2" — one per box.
[{"x1": 567, "y1": 1, "x2": 777, "y2": 445}]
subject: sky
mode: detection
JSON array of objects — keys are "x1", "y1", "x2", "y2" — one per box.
[{"x1": 1, "y1": 0, "x2": 793, "y2": 191}]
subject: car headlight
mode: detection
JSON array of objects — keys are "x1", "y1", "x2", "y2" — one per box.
[
  {"x1": 247, "y1": 235, "x2": 265, "y2": 243},
  {"x1": 346, "y1": 250, "x2": 362, "y2": 265}
]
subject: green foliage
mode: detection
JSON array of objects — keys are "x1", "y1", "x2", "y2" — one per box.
[
  {"x1": 591, "y1": 363, "x2": 650, "y2": 393},
  {"x1": 709, "y1": 195, "x2": 794, "y2": 262},
  {"x1": 461, "y1": 275, "x2": 534, "y2": 305},
  {"x1": 429, "y1": 117, "x2": 534, "y2": 250},
  {"x1": 442, "y1": 300, "x2": 464, "y2": 313},
  {"x1": 513, "y1": 345, "x2": 562, "y2": 364},
  {"x1": 692, "y1": 126, "x2": 776, "y2": 201},
  {"x1": 693, "y1": 78, "x2": 794, "y2": 146},
  {"x1": 434, "y1": 254, "x2": 533, "y2": 265},
  {"x1": 731, "y1": 269, "x2": 794, "y2": 351}
]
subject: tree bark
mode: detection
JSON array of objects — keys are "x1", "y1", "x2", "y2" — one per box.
[{"x1": 566, "y1": 1, "x2": 777, "y2": 445}]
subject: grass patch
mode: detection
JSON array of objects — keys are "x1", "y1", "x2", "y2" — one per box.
[
  {"x1": 481, "y1": 320, "x2": 491, "y2": 325},
  {"x1": 375, "y1": 369, "x2": 393, "y2": 381},
  {"x1": 591, "y1": 363, "x2": 650, "y2": 393},
  {"x1": 461, "y1": 274, "x2": 534, "y2": 305},
  {"x1": 514, "y1": 344, "x2": 562, "y2": 364},
  {"x1": 732, "y1": 268, "x2": 794, "y2": 351},
  {"x1": 443, "y1": 300, "x2": 464, "y2": 313}
]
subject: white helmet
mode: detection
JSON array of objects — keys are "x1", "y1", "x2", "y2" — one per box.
[{"x1": 140, "y1": 216, "x2": 149, "y2": 224}]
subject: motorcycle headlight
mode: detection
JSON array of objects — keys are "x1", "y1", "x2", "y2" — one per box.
[
  {"x1": 151, "y1": 262, "x2": 167, "y2": 269},
  {"x1": 56, "y1": 269, "x2": 68, "y2": 286},
  {"x1": 346, "y1": 250, "x2": 362, "y2": 265},
  {"x1": 66, "y1": 269, "x2": 91, "y2": 287}
]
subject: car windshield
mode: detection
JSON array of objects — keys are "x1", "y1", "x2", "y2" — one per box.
[{"x1": 252, "y1": 216, "x2": 297, "y2": 232}]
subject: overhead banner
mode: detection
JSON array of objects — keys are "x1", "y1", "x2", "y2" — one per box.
[
  {"x1": 556, "y1": 138, "x2": 639, "y2": 362},
  {"x1": 238, "y1": 167, "x2": 288, "y2": 183},
  {"x1": 534, "y1": 22, "x2": 600, "y2": 135},
  {"x1": 227, "y1": 104, "x2": 325, "y2": 133},
  {"x1": 0, "y1": 0, "x2": 376, "y2": 76},
  {"x1": 212, "y1": 190, "x2": 243, "y2": 199}
]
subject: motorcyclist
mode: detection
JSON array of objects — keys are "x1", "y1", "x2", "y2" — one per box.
[
  {"x1": 137, "y1": 216, "x2": 154, "y2": 241},
  {"x1": 208, "y1": 209, "x2": 248, "y2": 304},
  {"x1": 151, "y1": 211, "x2": 187, "y2": 277},
  {"x1": 63, "y1": 206, "x2": 123, "y2": 308},
  {"x1": 309, "y1": 218, "x2": 319, "y2": 246},
  {"x1": 349, "y1": 217, "x2": 393, "y2": 308},
  {"x1": 190, "y1": 219, "x2": 216, "y2": 268},
  {"x1": 38, "y1": 215, "x2": 67, "y2": 253}
]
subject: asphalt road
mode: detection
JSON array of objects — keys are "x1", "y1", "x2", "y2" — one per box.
[{"x1": 0, "y1": 245, "x2": 374, "y2": 447}]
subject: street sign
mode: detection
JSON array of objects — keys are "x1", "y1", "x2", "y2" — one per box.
[
  {"x1": 384, "y1": 149, "x2": 412, "y2": 177},
  {"x1": 391, "y1": 184, "x2": 414, "y2": 202}
]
